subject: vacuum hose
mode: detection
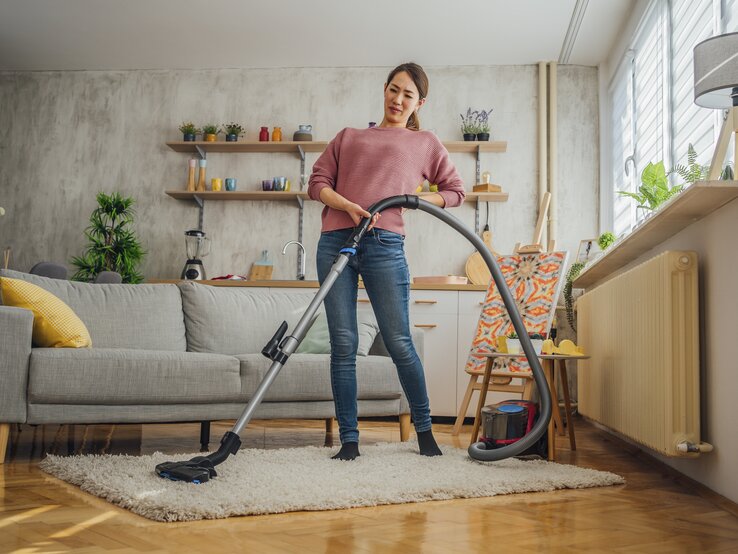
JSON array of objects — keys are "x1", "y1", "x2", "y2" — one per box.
[
  {"x1": 155, "y1": 194, "x2": 552, "y2": 483},
  {"x1": 356, "y1": 195, "x2": 552, "y2": 461}
]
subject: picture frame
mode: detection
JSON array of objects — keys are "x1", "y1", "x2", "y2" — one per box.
[{"x1": 576, "y1": 238, "x2": 601, "y2": 264}]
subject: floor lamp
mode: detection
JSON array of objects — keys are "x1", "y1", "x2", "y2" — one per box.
[{"x1": 694, "y1": 32, "x2": 738, "y2": 180}]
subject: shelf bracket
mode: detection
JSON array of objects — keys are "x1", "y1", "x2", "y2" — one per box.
[
  {"x1": 195, "y1": 145, "x2": 206, "y2": 160},
  {"x1": 296, "y1": 196, "x2": 305, "y2": 277},
  {"x1": 474, "y1": 198, "x2": 481, "y2": 235},
  {"x1": 475, "y1": 144, "x2": 481, "y2": 185},
  {"x1": 297, "y1": 145, "x2": 306, "y2": 190},
  {"x1": 193, "y1": 195, "x2": 205, "y2": 230}
]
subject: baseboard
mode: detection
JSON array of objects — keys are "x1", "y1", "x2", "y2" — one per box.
[{"x1": 584, "y1": 417, "x2": 738, "y2": 518}]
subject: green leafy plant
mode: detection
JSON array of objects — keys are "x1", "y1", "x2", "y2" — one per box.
[
  {"x1": 223, "y1": 122, "x2": 244, "y2": 136},
  {"x1": 617, "y1": 161, "x2": 682, "y2": 211},
  {"x1": 506, "y1": 331, "x2": 518, "y2": 339},
  {"x1": 70, "y1": 192, "x2": 145, "y2": 283},
  {"x1": 476, "y1": 108, "x2": 493, "y2": 134},
  {"x1": 598, "y1": 231, "x2": 616, "y2": 250},
  {"x1": 178, "y1": 122, "x2": 198, "y2": 135},
  {"x1": 564, "y1": 261, "x2": 586, "y2": 332},
  {"x1": 201, "y1": 124, "x2": 221, "y2": 136},
  {"x1": 671, "y1": 143, "x2": 709, "y2": 185}
]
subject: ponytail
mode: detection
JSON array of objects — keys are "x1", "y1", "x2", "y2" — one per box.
[{"x1": 407, "y1": 111, "x2": 420, "y2": 131}]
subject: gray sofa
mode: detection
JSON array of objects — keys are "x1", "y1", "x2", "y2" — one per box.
[{"x1": 0, "y1": 269, "x2": 416, "y2": 463}]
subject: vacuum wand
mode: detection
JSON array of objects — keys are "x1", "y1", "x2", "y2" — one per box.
[{"x1": 155, "y1": 194, "x2": 550, "y2": 482}]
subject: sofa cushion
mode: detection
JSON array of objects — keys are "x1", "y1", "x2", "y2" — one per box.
[
  {"x1": 295, "y1": 310, "x2": 379, "y2": 356},
  {"x1": 237, "y1": 353, "x2": 403, "y2": 402},
  {"x1": 0, "y1": 277, "x2": 92, "y2": 348},
  {"x1": 179, "y1": 282, "x2": 315, "y2": 355},
  {"x1": 29, "y1": 348, "x2": 241, "y2": 405},
  {"x1": 0, "y1": 270, "x2": 186, "y2": 351}
]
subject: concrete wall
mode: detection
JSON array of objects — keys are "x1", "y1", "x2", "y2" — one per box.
[{"x1": 0, "y1": 65, "x2": 598, "y2": 280}]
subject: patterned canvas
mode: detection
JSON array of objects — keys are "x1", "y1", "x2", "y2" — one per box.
[{"x1": 465, "y1": 251, "x2": 568, "y2": 375}]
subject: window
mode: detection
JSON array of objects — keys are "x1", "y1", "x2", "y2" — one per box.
[{"x1": 608, "y1": 0, "x2": 732, "y2": 234}]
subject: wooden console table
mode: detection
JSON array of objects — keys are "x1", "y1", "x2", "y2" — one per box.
[{"x1": 470, "y1": 352, "x2": 589, "y2": 460}]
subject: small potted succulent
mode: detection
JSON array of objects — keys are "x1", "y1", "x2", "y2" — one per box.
[
  {"x1": 460, "y1": 108, "x2": 478, "y2": 141},
  {"x1": 201, "y1": 124, "x2": 221, "y2": 142},
  {"x1": 179, "y1": 122, "x2": 199, "y2": 142},
  {"x1": 505, "y1": 331, "x2": 521, "y2": 354},
  {"x1": 476, "y1": 108, "x2": 493, "y2": 141},
  {"x1": 223, "y1": 122, "x2": 245, "y2": 142}
]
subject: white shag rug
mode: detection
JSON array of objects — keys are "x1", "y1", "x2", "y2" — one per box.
[{"x1": 40, "y1": 442, "x2": 624, "y2": 522}]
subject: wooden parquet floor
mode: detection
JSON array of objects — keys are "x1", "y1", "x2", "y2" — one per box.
[{"x1": 1, "y1": 417, "x2": 737, "y2": 553}]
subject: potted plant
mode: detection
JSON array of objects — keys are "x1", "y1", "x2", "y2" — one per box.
[
  {"x1": 179, "y1": 122, "x2": 199, "y2": 142},
  {"x1": 223, "y1": 122, "x2": 245, "y2": 142},
  {"x1": 476, "y1": 108, "x2": 493, "y2": 141},
  {"x1": 617, "y1": 161, "x2": 682, "y2": 221},
  {"x1": 70, "y1": 192, "x2": 146, "y2": 283},
  {"x1": 506, "y1": 331, "x2": 521, "y2": 354},
  {"x1": 460, "y1": 108, "x2": 478, "y2": 141},
  {"x1": 597, "y1": 231, "x2": 616, "y2": 251},
  {"x1": 202, "y1": 124, "x2": 221, "y2": 142}
]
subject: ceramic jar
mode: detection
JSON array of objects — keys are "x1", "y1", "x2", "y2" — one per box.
[{"x1": 259, "y1": 126, "x2": 269, "y2": 141}]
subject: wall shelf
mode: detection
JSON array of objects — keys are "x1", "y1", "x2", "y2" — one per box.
[
  {"x1": 573, "y1": 180, "x2": 738, "y2": 288},
  {"x1": 165, "y1": 190, "x2": 508, "y2": 204}
]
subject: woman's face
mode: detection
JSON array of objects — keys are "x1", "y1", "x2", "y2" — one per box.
[{"x1": 382, "y1": 71, "x2": 425, "y2": 127}]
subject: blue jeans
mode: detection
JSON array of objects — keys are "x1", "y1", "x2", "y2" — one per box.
[{"x1": 317, "y1": 228, "x2": 432, "y2": 445}]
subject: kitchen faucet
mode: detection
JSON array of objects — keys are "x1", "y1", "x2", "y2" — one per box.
[{"x1": 281, "y1": 240, "x2": 306, "y2": 280}]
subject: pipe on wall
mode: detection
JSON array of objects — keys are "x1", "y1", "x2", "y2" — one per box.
[
  {"x1": 538, "y1": 62, "x2": 548, "y2": 248},
  {"x1": 548, "y1": 61, "x2": 557, "y2": 247}
]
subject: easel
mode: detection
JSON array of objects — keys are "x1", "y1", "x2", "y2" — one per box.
[{"x1": 514, "y1": 192, "x2": 554, "y2": 254}]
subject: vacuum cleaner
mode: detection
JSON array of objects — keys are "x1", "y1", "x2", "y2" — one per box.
[{"x1": 155, "y1": 195, "x2": 552, "y2": 483}]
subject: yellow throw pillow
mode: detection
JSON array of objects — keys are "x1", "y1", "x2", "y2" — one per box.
[{"x1": 0, "y1": 277, "x2": 92, "y2": 348}]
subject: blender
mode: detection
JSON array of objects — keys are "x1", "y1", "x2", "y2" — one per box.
[{"x1": 181, "y1": 230, "x2": 211, "y2": 280}]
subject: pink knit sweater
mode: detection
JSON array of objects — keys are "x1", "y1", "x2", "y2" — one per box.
[{"x1": 308, "y1": 126, "x2": 465, "y2": 235}]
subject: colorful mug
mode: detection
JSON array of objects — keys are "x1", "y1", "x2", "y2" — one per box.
[
  {"x1": 225, "y1": 178, "x2": 237, "y2": 191},
  {"x1": 211, "y1": 178, "x2": 222, "y2": 191},
  {"x1": 273, "y1": 177, "x2": 286, "y2": 191},
  {"x1": 262, "y1": 179, "x2": 273, "y2": 191}
]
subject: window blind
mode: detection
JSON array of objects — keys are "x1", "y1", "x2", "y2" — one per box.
[{"x1": 671, "y1": 0, "x2": 715, "y2": 170}]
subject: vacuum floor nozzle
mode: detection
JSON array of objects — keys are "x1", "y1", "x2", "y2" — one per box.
[{"x1": 155, "y1": 456, "x2": 217, "y2": 484}]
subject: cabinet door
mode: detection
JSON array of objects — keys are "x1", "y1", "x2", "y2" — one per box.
[{"x1": 408, "y1": 291, "x2": 459, "y2": 417}]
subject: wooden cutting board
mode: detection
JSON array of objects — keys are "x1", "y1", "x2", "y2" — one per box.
[{"x1": 465, "y1": 230, "x2": 498, "y2": 285}]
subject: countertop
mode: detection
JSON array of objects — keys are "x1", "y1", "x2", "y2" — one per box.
[{"x1": 148, "y1": 279, "x2": 489, "y2": 291}]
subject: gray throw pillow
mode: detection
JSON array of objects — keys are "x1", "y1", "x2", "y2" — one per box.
[{"x1": 296, "y1": 310, "x2": 379, "y2": 356}]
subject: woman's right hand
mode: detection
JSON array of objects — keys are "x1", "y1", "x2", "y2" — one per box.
[{"x1": 344, "y1": 201, "x2": 380, "y2": 229}]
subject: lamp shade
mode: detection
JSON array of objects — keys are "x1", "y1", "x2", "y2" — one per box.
[{"x1": 693, "y1": 32, "x2": 738, "y2": 109}]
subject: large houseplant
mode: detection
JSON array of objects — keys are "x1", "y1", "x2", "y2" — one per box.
[
  {"x1": 70, "y1": 192, "x2": 145, "y2": 283},
  {"x1": 617, "y1": 161, "x2": 682, "y2": 214}
]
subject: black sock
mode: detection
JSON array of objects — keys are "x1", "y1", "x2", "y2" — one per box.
[
  {"x1": 417, "y1": 430, "x2": 443, "y2": 456},
  {"x1": 332, "y1": 442, "x2": 360, "y2": 460}
]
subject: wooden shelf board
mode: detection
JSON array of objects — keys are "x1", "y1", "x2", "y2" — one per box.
[
  {"x1": 166, "y1": 140, "x2": 507, "y2": 155},
  {"x1": 166, "y1": 141, "x2": 329, "y2": 153},
  {"x1": 166, "y1": 190, "x2": 508, "y2": 203},
  {"x1": 165, "y1": 190, "x2": 308, "y2": 201},
  {"x1": 573, "y1": 180, "x2": 738, "y2": 288},
  {"x1": 444, "y1": 141, "x2": 507, "y2": 153}
]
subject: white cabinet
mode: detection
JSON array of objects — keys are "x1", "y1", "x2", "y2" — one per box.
[{"x1": 408, "y1": 291, "x2": 458, "y2": 416}]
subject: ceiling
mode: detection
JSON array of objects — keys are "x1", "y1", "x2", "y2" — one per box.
[{"x1": 0, "y1": 0, "x2": 635, "y2": 71}]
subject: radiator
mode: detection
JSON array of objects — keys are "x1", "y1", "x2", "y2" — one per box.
[{"x1": 577, "y1": 250, "x2": 711, "y2": 457}]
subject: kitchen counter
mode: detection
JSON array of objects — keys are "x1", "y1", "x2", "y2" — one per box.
[{"x1": 148, "y1": 279, "x2": 489, "y2": 291}]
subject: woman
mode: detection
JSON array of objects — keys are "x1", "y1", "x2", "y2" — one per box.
[{"x1": 308, "y1": 62, "x2": 465, "y2": 460}]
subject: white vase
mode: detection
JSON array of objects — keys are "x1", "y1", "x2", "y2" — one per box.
[{"x1": 507, "y1": 338, "x2": 521, "y2": 353}]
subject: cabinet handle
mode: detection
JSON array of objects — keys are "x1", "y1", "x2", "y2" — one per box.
[
  {"x1": 414, "y1": 324, "x2": 438, "y2": 329},
  {"x1": 357, "y1": 299, "x2": 371, "y2": 304},
  {"x1": 414, "y1": 300, "x2": 438, "y2": 305}
]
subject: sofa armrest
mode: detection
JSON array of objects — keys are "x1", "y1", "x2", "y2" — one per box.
[
  {"x1": 368, "y1": 329, "x2": 424, "y2": 364},
  {"x1": 0, "y1": 306, "x2": 33, "y2": 422}
]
